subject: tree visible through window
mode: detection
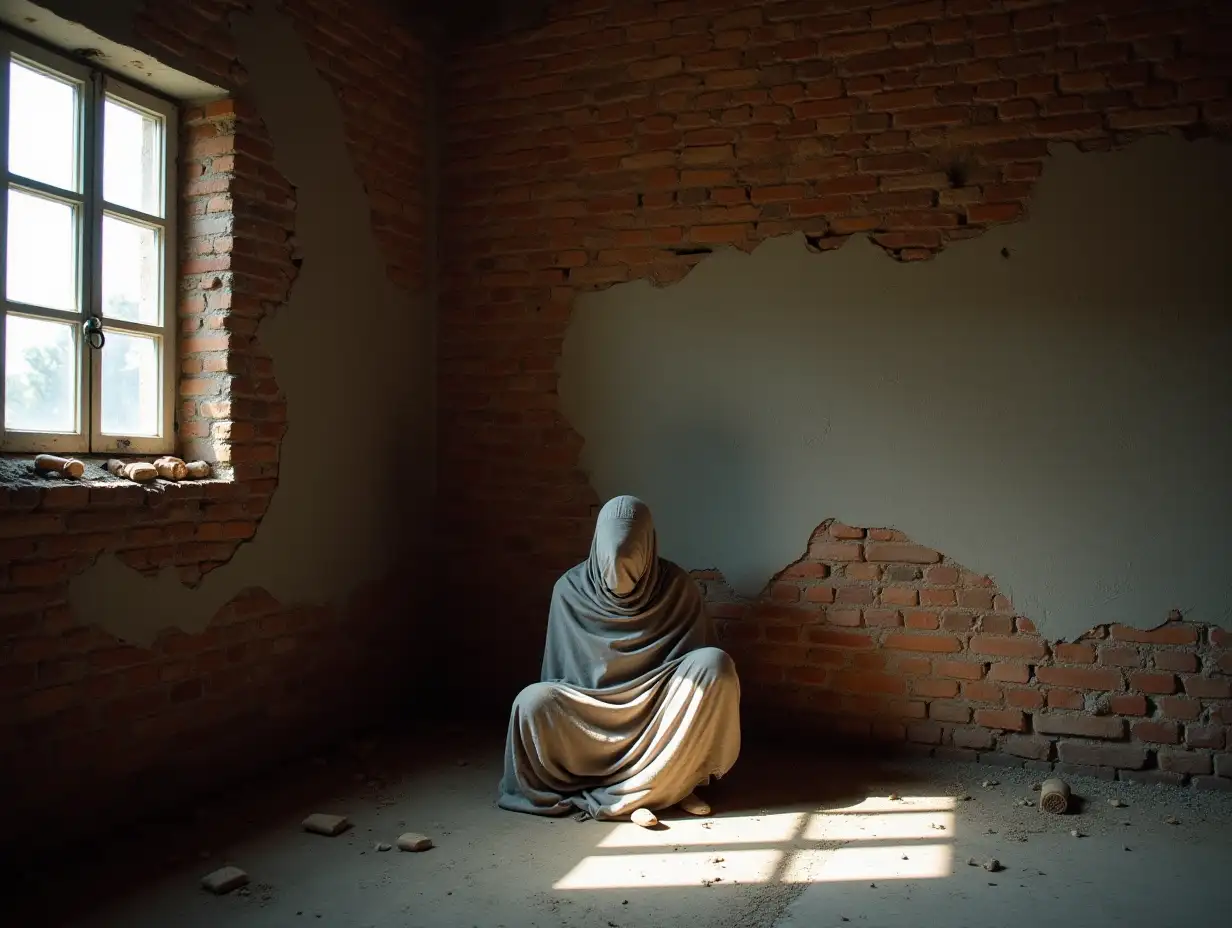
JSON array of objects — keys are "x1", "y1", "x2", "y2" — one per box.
[{"x1": 0, "y1": 31, "x2": 177, "y2": 454}]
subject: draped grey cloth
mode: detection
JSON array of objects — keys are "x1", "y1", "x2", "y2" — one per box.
[{"x1": 499, "y1": 496, "x2": 741, "y2": 820}]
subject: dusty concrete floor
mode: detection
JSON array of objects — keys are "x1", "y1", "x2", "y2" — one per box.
[{"x1": 13, "y1": 728, "x2": 1232, "y2": 928}]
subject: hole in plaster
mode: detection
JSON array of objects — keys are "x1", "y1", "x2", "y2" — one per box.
[
  {"x1": 669, "y1": 246, "x2": 714, "y2": 257},
  {"x1": 1000, "y1": 247, "x2": 1011, "y2": 259}
]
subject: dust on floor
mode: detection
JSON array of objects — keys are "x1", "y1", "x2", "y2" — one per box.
[{"x1": 13, "y1": 729, "x2": 1231, "y2": 928}]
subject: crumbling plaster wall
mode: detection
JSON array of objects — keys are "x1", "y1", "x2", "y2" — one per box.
[
  {"x1": 18, "y1": 0, "x2": 437, "y2": 645},
  {"x1": 562, "y1": 135, "x2": 1231, "y2": 641}
]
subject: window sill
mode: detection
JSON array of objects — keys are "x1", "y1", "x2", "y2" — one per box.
[{"x1": 0, "y1": 453, "x2": 228, "y2": 492}]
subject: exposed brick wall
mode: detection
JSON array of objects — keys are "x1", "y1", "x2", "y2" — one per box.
[
  {"x1": 702, "y1": 520, "x2": 1231, "y2": 789},
  {"x1": 0, "y1": 0, "x2": 429, "y2": 848},
  {"x1": 437, "y1": 1, "x2": 1232, "y2": 713}
]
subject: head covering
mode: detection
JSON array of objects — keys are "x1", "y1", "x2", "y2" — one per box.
[{"x1": 542, "y1": 495, "x2": 710, "y2": 690}]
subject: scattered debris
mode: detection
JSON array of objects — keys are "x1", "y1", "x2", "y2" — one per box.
[
  {"x1": 967, "y1": 857, "x2": 979, "y2": 867},
  {"x1": 201, "y1": 866, "x2": 249, "y2": 895},
  {"x1": 986, "y1": 828, "x2": 997, "y2": 834},
  {"x1": 397, "y1": 832, "x2": 433, "y2": 852},
  {"x1": 930, "y1": 822, "x2": 946, "y2": 830},
  {"x1": 631, "y1": 808, "x2": 658, "y2": 828},
  {"x1": 457, "y1": 759, "x2": 469, "y2": 767},
  {"x1": 1070, "y1": 829, "x2": 1084, "y2": 838},
  {"x1": 1124, "y1": 845, "x2": 1132, "y2": 852},
  {"x1": 303, "y1": 813, "x2": 351, "y2": 837},
  {"x1": 1109, "y1": 798, "x2": 1126, "y2": 808},
  {"x1": 1040, "y1": 778, "x2": 1071, "y2": 815},
  {"x1": 1017, "y1": 799, "x2": 1033, "y2": 807},
  {"x1": 983, "y1": 859, "x2": 1004, "y2": 872},
  {"x1": 375, "y1": 842, "x2": 392, "y2": 852},
  {"x1": 959, "y1": 794, "x2": 972, "y2": 801},
  {"x1": 888, "y1": 792, "x2": 900, "y2": 801},
  {"x1": 712, "y1": 857, "x2": 725, "y2": 864},
  {"x1": 982, "y1": 780, "x2": 999, "y2": 788},
  {"x1": 1165, "y1": 816, "x2": 1180, "y2": 826},
  {"x1": 1030, "y1": 782, "x2": 1042, "y2": 791}
]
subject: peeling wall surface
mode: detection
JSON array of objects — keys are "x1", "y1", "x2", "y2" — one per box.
[
  {"x1": 561, "y1": 138, "x2": 1231, "y2": 641},
  {"x1": 39, "y1": 0, "x2": 435, "y2": 645}
]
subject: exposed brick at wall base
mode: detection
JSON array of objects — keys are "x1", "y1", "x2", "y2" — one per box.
[
  {"x1": 436, "y1": 4, "x2": 1232, "y2": 694},
  {"x1": 701, "y1": 520, "x2": 1232, "y2": 790},
  {"x1": 0, "y1": 0, "x2": 429, "y2": 849}
]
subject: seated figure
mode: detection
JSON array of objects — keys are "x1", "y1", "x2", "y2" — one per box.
[{"x1": 498, "y1": 495, "x2": 741, "y2": 824}]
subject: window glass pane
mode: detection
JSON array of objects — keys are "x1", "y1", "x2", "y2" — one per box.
[
  {"x1": 8, "y1": 59, "x2": 78, "y2": 191},
  {"x1": 102, "y1": 215, "x2": 160, "y2": 324},
  {"x1": 6, "y1": 187, "x2": 77, "y2": 309},
  {"x1": 4, "y1": 314, "x2": 76, "y2": 432},
  {"x1": 104, "y1": 98, "x2": 162, "y2": 215},
  {"x1": 101, "y1": 330, "x2": 159, "y2": 436}
]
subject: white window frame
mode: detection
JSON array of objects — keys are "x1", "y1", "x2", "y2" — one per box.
[{"x1": 0, "y1": 31, "x2": 177, "y2": 455}]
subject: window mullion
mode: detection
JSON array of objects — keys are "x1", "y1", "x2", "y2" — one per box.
[
  {"x1": 84, "y1": 68, "x2": 103, "y2": 451},
  {"x1": 0, "y1": 46, "x2": 10, "y2": 439}
]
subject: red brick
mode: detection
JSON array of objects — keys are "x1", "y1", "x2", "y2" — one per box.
[
  {"x1": 1158, "y1": 751, "x2": 1211, "y2": 775},
  {"x1": 1157, "y1": 697, "x2": 1202, "y2": 721},
  {"x1": 832, "y1": 671, "x2": 906, "y2": 696},
  {"x1": 988, "y1": 663, "x2": 1031, "y2": 684},
  {"x1": 936, "y1": 660, "x2": 985, "y2": 680},
  {"x1": 809, "y1": 541, "x2": 863, "y2": 561},
  {"x1": 1054, "y1": 643, "x2": 1095, "y2": 664},
  {"x1": 826, "y1": 608, "x2": 862, "y2": 627},
  {"x1": 1152, "y1": 651, "x2": 1199, "y2": 673},
  {"x1": 921, "y1": 589, "x2": 958, "y2": 607},
  {"x1": 905, "y1": 610, "x2": 940, "y2": 629},
  {"x1": 1035, "y1": 714, "x2": 1125, "y2": 739},
  {"x1": 880, "y1": 586, "x2": 919, "y2": 606},
  {"x1": 805, "y1": 585, "x2": 837, "y2": 604},
  {"x1": 835, "y1": 586, "x2": 875, "y2": 605},
  {"x1": 930, "y1": 700, "x2": 970, "y2": 723},
  {"x1": 969, "y1": 636, "x2": 1047, "y2": 659},
  {"x1": 977, "y1": 614, "x2": 1014, "y2": 635},
  {"x1": 963, "y1": 680, "x2": 1002, "y2": 702},
  {"x1": 883, "y1": 633, "x2": 962, "y2": 653},
  {"x1": 1132, "y1": 720, "x2": 1180, "y2": 745},
  {"x1": 1003, "y1": 735, "x2": 1052, "y2": 760},
  {"x1": 1129, "y1": 671, "x2": 1177, "y2": 695},
  {"x1": 1045, "y1": 688, "x2": 1084, "y2": 710},
  {"x1": 1110, "y1": 694, "x2": 1148, "y2": 717},
  {"x1": 1185, "y1": 726, "x2": 1226, "y2": 750},
  {"x1": 1110, "y1": 624, "x2": 1198, "y2": 645},
  {"x1": 912, "y1": 678, "x2": 959, "y2": 698},
  {"x1": 1183, "y1": 677, "x2": 1232, "y2": 699},
  {"x1": 1056, "y1": 741, "x2": 1148, "y2": 769},
  {"x1": 950, "y1": 727, "x2": 993, "y2": 750},
  {"x1": 976, "y1": 708, "x2": 1026, "y2": 732},
  {"x1": 1007, "y1": 687, "x2": 1044, "y2": 710},
  {"x1": 1099, "y1": 646, "x2": 1142, "y2": 667},
  {"x1": 806, "y1": 628, "x2": 875, "y2": 649},
  {"x1": 864, "y1": 609, "x2": 902, "y2": 627},
  {"x1": 1035, "y1": 666, "x2": 1121, "y2": 691},
  {"x1": 926, "y1": 566, "x2": 959, "y2": 585},
  {"x1": 864, "y1": 543, "x2": 940, "y2": 564}
]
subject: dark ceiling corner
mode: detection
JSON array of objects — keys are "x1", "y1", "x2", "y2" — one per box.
[{"x1": 399, "y1": 0, "x2": 554, "y2": 40}]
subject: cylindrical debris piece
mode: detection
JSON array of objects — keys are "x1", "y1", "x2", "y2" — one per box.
[
  {"x1": 1039, "y1": 777, "x2": 1071, "y2": 814},
  {"x1": 34, "y1": 453, "x2": 85, "y2": 478}
]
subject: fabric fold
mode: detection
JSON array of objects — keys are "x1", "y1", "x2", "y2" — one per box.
[{"x1": 499, "y1": 495, "x2": 741, "y2": 820}]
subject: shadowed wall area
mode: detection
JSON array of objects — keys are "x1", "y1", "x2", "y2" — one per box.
[{"x1": 562, "y1": 136, "x2": 1232, "y2": 642}]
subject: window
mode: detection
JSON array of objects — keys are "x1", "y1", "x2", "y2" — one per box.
[{"x1": 0, "y1": 32, "x2": 176, "y2": 454}]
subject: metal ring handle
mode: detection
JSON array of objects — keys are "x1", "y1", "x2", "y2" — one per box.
[{"x1": 84, "y1": 315, "x2": 105, "y2": 350}]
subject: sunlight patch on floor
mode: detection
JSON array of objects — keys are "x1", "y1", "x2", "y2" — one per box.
[
  {"x1": 555, "y1": 849, "x2": 784, "y2": 889},
  {"x1": 781, "y1": 842, "x2": 953, "y2": 883},
  {"x1": 555, "y1": 796, "x2": 957, "y2": 890},
  {"x1": 597, "y1": 812, "x2": 808, "y2": 848}
]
